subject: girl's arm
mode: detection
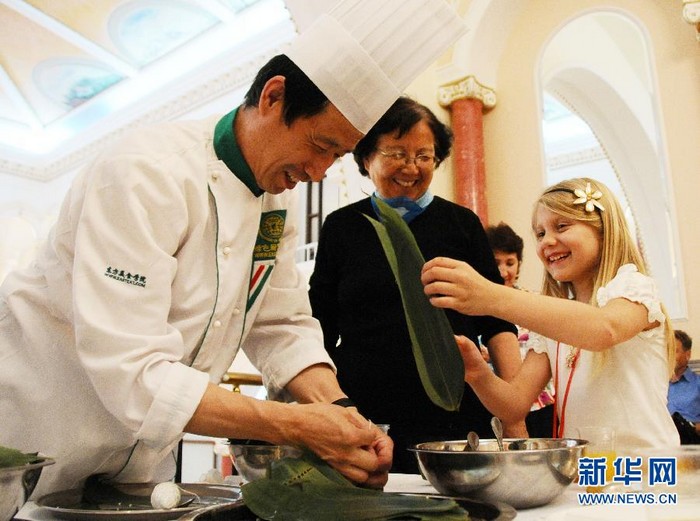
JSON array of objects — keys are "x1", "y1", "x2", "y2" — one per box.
[
  {"x1": 483, "y1": 331, "x2": 521, "y2": 381},
  {"x1": 483, "y1": 331, "x2": 529, "y2": 437},
  {"x1": 423, "y1": 257, "x2": 652, "y2": 352},
  {"x1": 457, "y1": 336, "x2": 552, "y2": 424}
]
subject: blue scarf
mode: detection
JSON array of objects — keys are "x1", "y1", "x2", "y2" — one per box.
[{"x1": 371, "y1": 191, "x2": 433, "y2": 223}]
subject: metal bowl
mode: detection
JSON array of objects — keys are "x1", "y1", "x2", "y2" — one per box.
[
  {"x1": 410, "y1": 438, "x2": 586, "y2": 509},
  {"x1": 228, "y1": 441, "x2": 301, "y2": 483},
  {"x1": 0, "y1": 457, "x2": 55, "y2": 521}
]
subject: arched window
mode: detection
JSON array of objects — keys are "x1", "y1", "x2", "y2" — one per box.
[{"x1": 538, "y1": 10, "x2": 686, "y2": 318}]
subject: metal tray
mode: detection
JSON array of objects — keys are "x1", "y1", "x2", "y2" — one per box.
[
  {"x1": 176, "y1": 493, "x2": 517, "y2": 521},
  {"x1": 36, "y1": 483, "x2": 242, "y2": 521}
]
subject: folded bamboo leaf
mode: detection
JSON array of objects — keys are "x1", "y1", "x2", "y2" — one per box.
[
  {"x1": 0, "y1": 446, "x2": 40, "y2": 468},
  {"x1": 242, "y1": 455, "x2": 468, "y2": 520},
  {"x1": 364, "y1": 197, "x2": 464, "y2": 411}
]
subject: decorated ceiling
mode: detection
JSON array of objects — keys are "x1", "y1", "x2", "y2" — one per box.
[{"x1": 0, "y1": 0, "x2": 302, "y2": 179}]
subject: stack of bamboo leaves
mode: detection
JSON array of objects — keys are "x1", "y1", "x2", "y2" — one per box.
[{"x1": 242, "y1": 453, "x2": 469, "y2": 520}]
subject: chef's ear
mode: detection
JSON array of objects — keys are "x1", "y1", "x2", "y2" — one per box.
[{"x1": 259, "y1": 76, "x2": 286, "y2": 116}]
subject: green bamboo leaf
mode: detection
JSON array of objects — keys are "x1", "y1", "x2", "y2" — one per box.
[
  {"x1": 364, "y1": 198, "x2": 464, "y2": 411},
  {"x1": 242, "y1": 455, "x2": 468, "y2": 520},
  {"x1": 0, "y1": 446, "x2": 40, "y2": 468}
]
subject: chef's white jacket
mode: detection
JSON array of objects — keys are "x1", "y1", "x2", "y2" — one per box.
[{"x1": 0, "y1": 115, "x2": 334, "y2": 496}]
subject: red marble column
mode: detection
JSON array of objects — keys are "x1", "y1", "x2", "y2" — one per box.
[{"x1": 450, "y1": 97, "x2": 488, "y2": 226}]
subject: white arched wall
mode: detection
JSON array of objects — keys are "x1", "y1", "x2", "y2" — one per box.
[
  {"x1": 437, "y1": 0, "x2": 698, "y2": 334},
  {"x1": 441, "y1": 0, "x2": 527, "y2": 88},
  {"x1": 538, "y1": 9, "x2": 681, "y2": 316},
  {"x1": 546, "y1": 66, "x2": 684, "y2": 318}
]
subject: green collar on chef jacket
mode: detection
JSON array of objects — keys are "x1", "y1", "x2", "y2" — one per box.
[{"x1": 214, "y1": 108, "x2": 264, "y2": 197}]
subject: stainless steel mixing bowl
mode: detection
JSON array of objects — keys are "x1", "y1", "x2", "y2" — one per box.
[
  {"x1": 0, "y1": 457, "x2": 54, "y2": 521},
  {"x1": 228, "y1": 442, "x2": 301, "y2": 483},
  {"x1": 410, "y1": 438, "x2": 586, "y2": 509}
]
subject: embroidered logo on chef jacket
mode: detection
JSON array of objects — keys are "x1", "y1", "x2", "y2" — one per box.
[
  {"x1": 248, "y1": 210, "x2": 286, "y2": 310},
  {"x1": 104, "y1": 266, "x2": 146, "y2": 287}
]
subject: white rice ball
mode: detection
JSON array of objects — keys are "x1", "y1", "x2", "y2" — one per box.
[{"x1": 150, "y1": 482, "x2": 182, "y2": 509}]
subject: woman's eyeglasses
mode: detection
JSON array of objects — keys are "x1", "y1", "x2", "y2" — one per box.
[{"x1": 376, "y1": 149, "x2": 436, "y2": 168}]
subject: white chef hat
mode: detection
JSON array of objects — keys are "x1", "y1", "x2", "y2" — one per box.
[{"x1": 285, "y1": 0, "x2": 467, "y2": 134}]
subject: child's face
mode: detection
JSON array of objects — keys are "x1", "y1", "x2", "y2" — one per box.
[
  {"x1": 493, "y1": 250, "x2": 520, "y2": 288},
  {"x1": 533, "y1": 205, "x2": 601, "y2": 300}
]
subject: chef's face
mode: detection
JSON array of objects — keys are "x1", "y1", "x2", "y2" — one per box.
[
  {"x1": 363, "y1": 120, "x2": 437, "y2": 201},
  {"x1": 252, "y1": 77, "x2": 363, "y2": 194}
]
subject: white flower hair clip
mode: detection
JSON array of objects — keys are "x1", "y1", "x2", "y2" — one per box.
[{"x1": 573, "y1": 182, "x2": 605, "y2": 212}]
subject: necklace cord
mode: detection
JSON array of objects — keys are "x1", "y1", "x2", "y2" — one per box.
[{"x1": 554, "y1": 342, "x2": 580, "y2": 438}]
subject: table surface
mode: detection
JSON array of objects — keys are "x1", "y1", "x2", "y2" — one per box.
[
  {"x1": 385, "y1": 474, "x2": 700, "y2": 521},
  {"x1": 384, "y1": 473, "x2": 574, "y2": 520},
  {"x1": 15, "y1": 473, "x2": 700, "y2": 521}
]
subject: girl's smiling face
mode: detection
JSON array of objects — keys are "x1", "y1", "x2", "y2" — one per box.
[{"x1": 533, "y1": 204, "x2": 602, "y2": 301}]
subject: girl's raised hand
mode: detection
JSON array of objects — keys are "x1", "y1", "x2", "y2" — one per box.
[
  {"x1": 454, "y1": 335, "x2": 492, "y2": 383},
  {"x1": 421, "y1": 257, "x2": 495, "y2": 315}
]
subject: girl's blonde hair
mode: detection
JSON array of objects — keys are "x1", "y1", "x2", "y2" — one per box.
[{"x1": 533, "y1": 177, "x2": 674, "y2": 375}]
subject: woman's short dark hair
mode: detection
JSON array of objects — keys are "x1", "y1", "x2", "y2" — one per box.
[
  {"x1": 486, "y1": 222, "x2": 524, "y2": 262},
  {"x1": 353, "y1": 97, "x2": 453, "y2": 177},
  {"x1": 243, "y1": 54, "x2": 329, "y2": 126}
]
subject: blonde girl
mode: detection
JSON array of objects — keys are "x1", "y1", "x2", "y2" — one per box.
[{"x1": 421, "y1": 177, "x2": 679, "y2": 449}]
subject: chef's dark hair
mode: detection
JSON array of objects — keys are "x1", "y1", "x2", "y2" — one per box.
[
  {"x1": 243, "y1": 54, "x2": 329, "y2": 126},
  {"x1": 353, "y1": 96, "x2": 453, "y2": 177}
]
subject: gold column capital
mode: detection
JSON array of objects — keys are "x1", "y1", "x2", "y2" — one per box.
[
  {"x1": 437, "y1": 76, "x2": 497, "y2": 109},
  {"x1": 683, "y1": 0, "x2": 700, "y2": 41}
]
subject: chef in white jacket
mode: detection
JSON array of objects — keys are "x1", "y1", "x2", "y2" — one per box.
[{"x1": 0, "y1": 0, "x2": 466, "y2": 498}]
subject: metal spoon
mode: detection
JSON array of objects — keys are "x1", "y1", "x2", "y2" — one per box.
[
  {"x1": 464, "y1": 431, "x2": 480, "y2": 452},
  {"x1": 491, "y1": 416, "x2": 505, "y2": 451}
]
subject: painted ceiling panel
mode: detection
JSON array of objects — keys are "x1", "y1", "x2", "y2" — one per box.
[
  {"x1": 0, "y1": 0, "x2": 297, "y2": 179},
  {"x1": 0, "y1": 3, "x2": 114, "y2": 125},
  {"x1": 24, "y1": 0, "x2": 128, "y2": 57}
]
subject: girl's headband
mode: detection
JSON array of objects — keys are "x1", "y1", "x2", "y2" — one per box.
[{"x1": 546, "y1": 182, "x2": 605, "y2": 213}]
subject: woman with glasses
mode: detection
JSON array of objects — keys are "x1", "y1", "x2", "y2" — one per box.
[{"x1": 309, "y1": 97, "x2": 523, "y2": 473}]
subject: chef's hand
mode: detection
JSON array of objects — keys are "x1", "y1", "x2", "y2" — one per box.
[
  {"x1": 292, "y1": 403, "x2": 392, "y2": 488},
  {"x1": 363, "y1": 427, "x2": 393, "y2": 489},
  {"x1": 421, "y1": 257, "x2": 496, "y2": 316}
]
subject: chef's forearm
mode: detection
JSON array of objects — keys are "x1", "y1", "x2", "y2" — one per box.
[
  {"x1": 284, "y1": 363, "x2": 348, "y2": 404},
  {"x1": 184, "y1": 383, "x2": 290, "y2": 443},
  {"x1": 184, "y1": 364, "x2": 346, "y2": 438},
  {"x1": 183, "y1": 380, "x2": 374, "y2": 460}
]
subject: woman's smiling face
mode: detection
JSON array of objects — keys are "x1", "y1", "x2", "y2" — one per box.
[{"x1": 363, "y1": 120, "x2": 437, "y2": 201}]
